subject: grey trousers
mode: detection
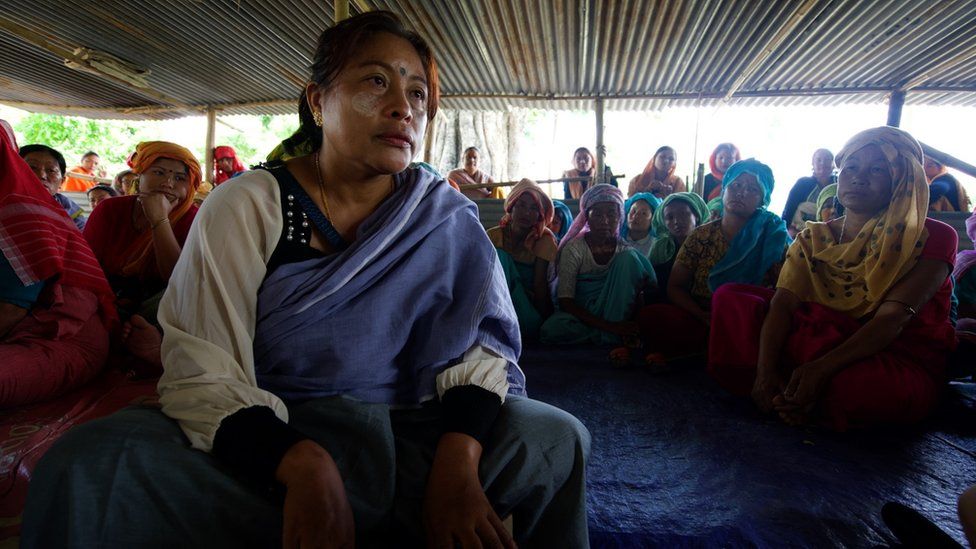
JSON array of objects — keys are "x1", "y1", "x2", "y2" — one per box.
[{"x1": 21, "y1": 396, "x2": 590, "y2": 548}]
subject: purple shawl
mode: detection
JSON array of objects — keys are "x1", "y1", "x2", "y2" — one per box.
[
  {"x1": 953, "y1": 212, "x2": 976, "y2": 281},
  {"x1": 253, "y1": 167, "x2": 524, "y2": 403}
]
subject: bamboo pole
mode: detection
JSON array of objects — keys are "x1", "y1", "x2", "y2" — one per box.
[
  {"x1": 693, "y1": 163, "x2": 705, "y2": 197},
  {"x1": 7, "y1": 85, "x2": 976, "y2": 121},
  {"x1": 921, "y1": 142, "x2": 976, "y2": 180},
  {"x1": 205, "y1": 108, "x2": 216, "y2": 185},
  {"x1": 0, "y1": 20, "x2": 200, "y2": 115},
  {"x1": 335, "y1": 0, "x2": 349, "y2": 21},
  {"x1": 595, "y1": 98, "x2": 606, "y2": 185},
  {"x1": 63, "y1": 171, "x2": 113, "y2": 185},
  {"x1": 457, "y1": 174, "x2": 626, "y2": 191},
  {"x1": 423, "y1": 114, "x2": 437, "y2": 163},
  {"x1": 887, "y1": 90, "x2": 906, "y2": 127},
  {"x1": 722, "y1": 0, "x2": 819, "y2": 101}
]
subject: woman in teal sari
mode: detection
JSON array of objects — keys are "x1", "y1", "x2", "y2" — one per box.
[
  {"x1": 541, "y1": 184, "x2": 656, "y2": 365},
  {"x1": 487, "y1": 179, "x2": 557, "y2": 340}
]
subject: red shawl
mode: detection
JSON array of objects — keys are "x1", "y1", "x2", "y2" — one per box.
[{"x1": 0, "y1": 120, "x2": 117, "y2": 328}]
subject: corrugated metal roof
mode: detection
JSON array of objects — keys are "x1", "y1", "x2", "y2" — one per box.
[{"x1": 1, "y1": 0, "x2": 974, "y2": 119}]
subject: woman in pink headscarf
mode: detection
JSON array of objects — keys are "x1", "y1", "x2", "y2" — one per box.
[
  {"x1": 486, "y1": 179, "x2": 557, "y2": 339},
  {"x1": 703, "y1": 143, "x2": 741, "y2": 201},
  {"x1": 540, "y1": 184, "x2": 656, "y2": 365}
]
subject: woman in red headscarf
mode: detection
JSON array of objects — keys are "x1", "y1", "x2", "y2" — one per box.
[
  {"x1": 0, "y1": 120, "x2": 117, "y2": 407},
  {"x1": 83, "y1": 141, "x2": 202, "y2": 317},
  {"x1": 703, "y1": 143, "x2": 740, "y2": 201},
  {"x1": 213, "y1": 145, "x2": 246, "y2": 186}
]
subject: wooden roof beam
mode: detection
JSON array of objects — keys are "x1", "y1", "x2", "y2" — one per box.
[
  {"x1": 0, "y1": 19, "x2": 202, "y2": 116},
  {"x1": 722, "y1": 0, "x2": 820, "y2": 102}
]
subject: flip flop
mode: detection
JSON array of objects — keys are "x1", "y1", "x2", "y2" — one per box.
[
  {"x1": 609, "y1": 346, "x2": 631, "y2": 368},
  {"x1": 644, "y1": 352, "x2": 673, "y2": 375}
]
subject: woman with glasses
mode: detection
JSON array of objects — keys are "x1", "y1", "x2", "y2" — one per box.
[
  {"x1": 82, "y1": 142, "x2": 200, "y2": 321},
  {"x1": 18, "y1": 144, "x2": 87, "y2": 230},
  {"x1": 639, "y1": 159, "x2": 789, "y2": 371},
  {"x1": 1, "y1": 121, "x2": 116, "y2": 407}
]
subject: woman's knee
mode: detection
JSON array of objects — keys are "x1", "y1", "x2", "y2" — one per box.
[
  {"x1": 32, "y1": 407, "x2": 184, "y2": 481},
  {"x1": 499, "y1": 398, "x2": 591, "y2": 464}
]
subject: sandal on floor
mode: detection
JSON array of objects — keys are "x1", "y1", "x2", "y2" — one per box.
[
  {"x1": 644, "y1": 352, "x2": 673, "y2": 375},
  {"x1": 621, "y1": 334, "x2": 641, "y2": 349},
  {"x1": 609, "y1": 346, "x2": 631, "y2": 368}
]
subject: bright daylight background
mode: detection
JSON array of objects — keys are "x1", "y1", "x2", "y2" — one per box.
[{"x1": 2, "y1": 101, "x2": 973, "y2": 217}]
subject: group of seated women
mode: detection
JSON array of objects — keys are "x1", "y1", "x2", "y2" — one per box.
[
  {"x1": 2, "y1": 9, "x2": 973, "y2": 546},
  {"x1": 3, "y1": 128, "x2": 204, "y2": 402},
  {"x1": 488, "y1": 124, "x2": 966, "y2": 436}
]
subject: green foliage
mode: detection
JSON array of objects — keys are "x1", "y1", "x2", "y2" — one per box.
[
  {"x1": 15, "y1": 113, "x2": 142, "y2": 165},
  {"x1": 222, "y1": 133, "x2": 258, "y2": 164}
]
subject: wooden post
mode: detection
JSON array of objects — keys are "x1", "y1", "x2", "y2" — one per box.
[
  {"x1": 335, "y1": 0, "x2": 349, "y2": 21},
  {"x1": 694, "y1": 163, "x2": 705, "y2": 197},
  {"x1": 921, "y1": 141, "x2": 976, "y2": 180},
  {"x1": 595, "y1": 97, "x2": 605, "y2": 185},
  {"x1": 887, "y1": 90, "x2": 906, "y2": 127},
  {"x1": 423, "y1": 114, "x2": 437, "y2": 164},
  {"x1": 205, "y1": 107, "x2": 216, "y2": 186}
]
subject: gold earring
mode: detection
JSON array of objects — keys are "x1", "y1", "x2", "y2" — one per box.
[{"x1": 312, "y1": 110, "x2": 323, "y2": 127}]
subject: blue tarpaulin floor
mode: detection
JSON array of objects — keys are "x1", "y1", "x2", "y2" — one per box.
[{"x1": 521, "y1": 344, "x2": 976, "y2": 548}]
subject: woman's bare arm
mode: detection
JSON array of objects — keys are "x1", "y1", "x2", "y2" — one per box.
[{"x1": 667, "y1": 262, "x2": 709, "y2": 322}]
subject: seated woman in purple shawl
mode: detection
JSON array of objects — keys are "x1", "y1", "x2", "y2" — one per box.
[{"x1": 23, "y1": 12, "x2": 590, "y2": 549}]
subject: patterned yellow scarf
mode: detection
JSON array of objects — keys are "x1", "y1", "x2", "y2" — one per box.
[{"x1": 777, "y1": 126, "x2": 929, "y2": 318}]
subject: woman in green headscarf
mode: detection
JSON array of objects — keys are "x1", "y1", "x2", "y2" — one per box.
[
  {"x1": 647, "y1": 192, "x2": 709, "y2": 299},
  {"x1": 815, "y1": 183, "x2": 844, "y2": 222}
]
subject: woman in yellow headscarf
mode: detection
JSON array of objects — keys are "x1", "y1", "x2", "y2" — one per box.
[
  {"x1": 708, "y1": 126, "x2": 958, "y2": 431},
  {"x1": 82, "y1": 141, "x2": 202, "y2": 317}
]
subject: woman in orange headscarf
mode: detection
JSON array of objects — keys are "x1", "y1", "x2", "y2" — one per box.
[
  {"x1": 627, "y1": 146, "x2": 686, "y2": 199},
  {"x1": 83, "y1": 141, "x2": 202, "y2": 316}
]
